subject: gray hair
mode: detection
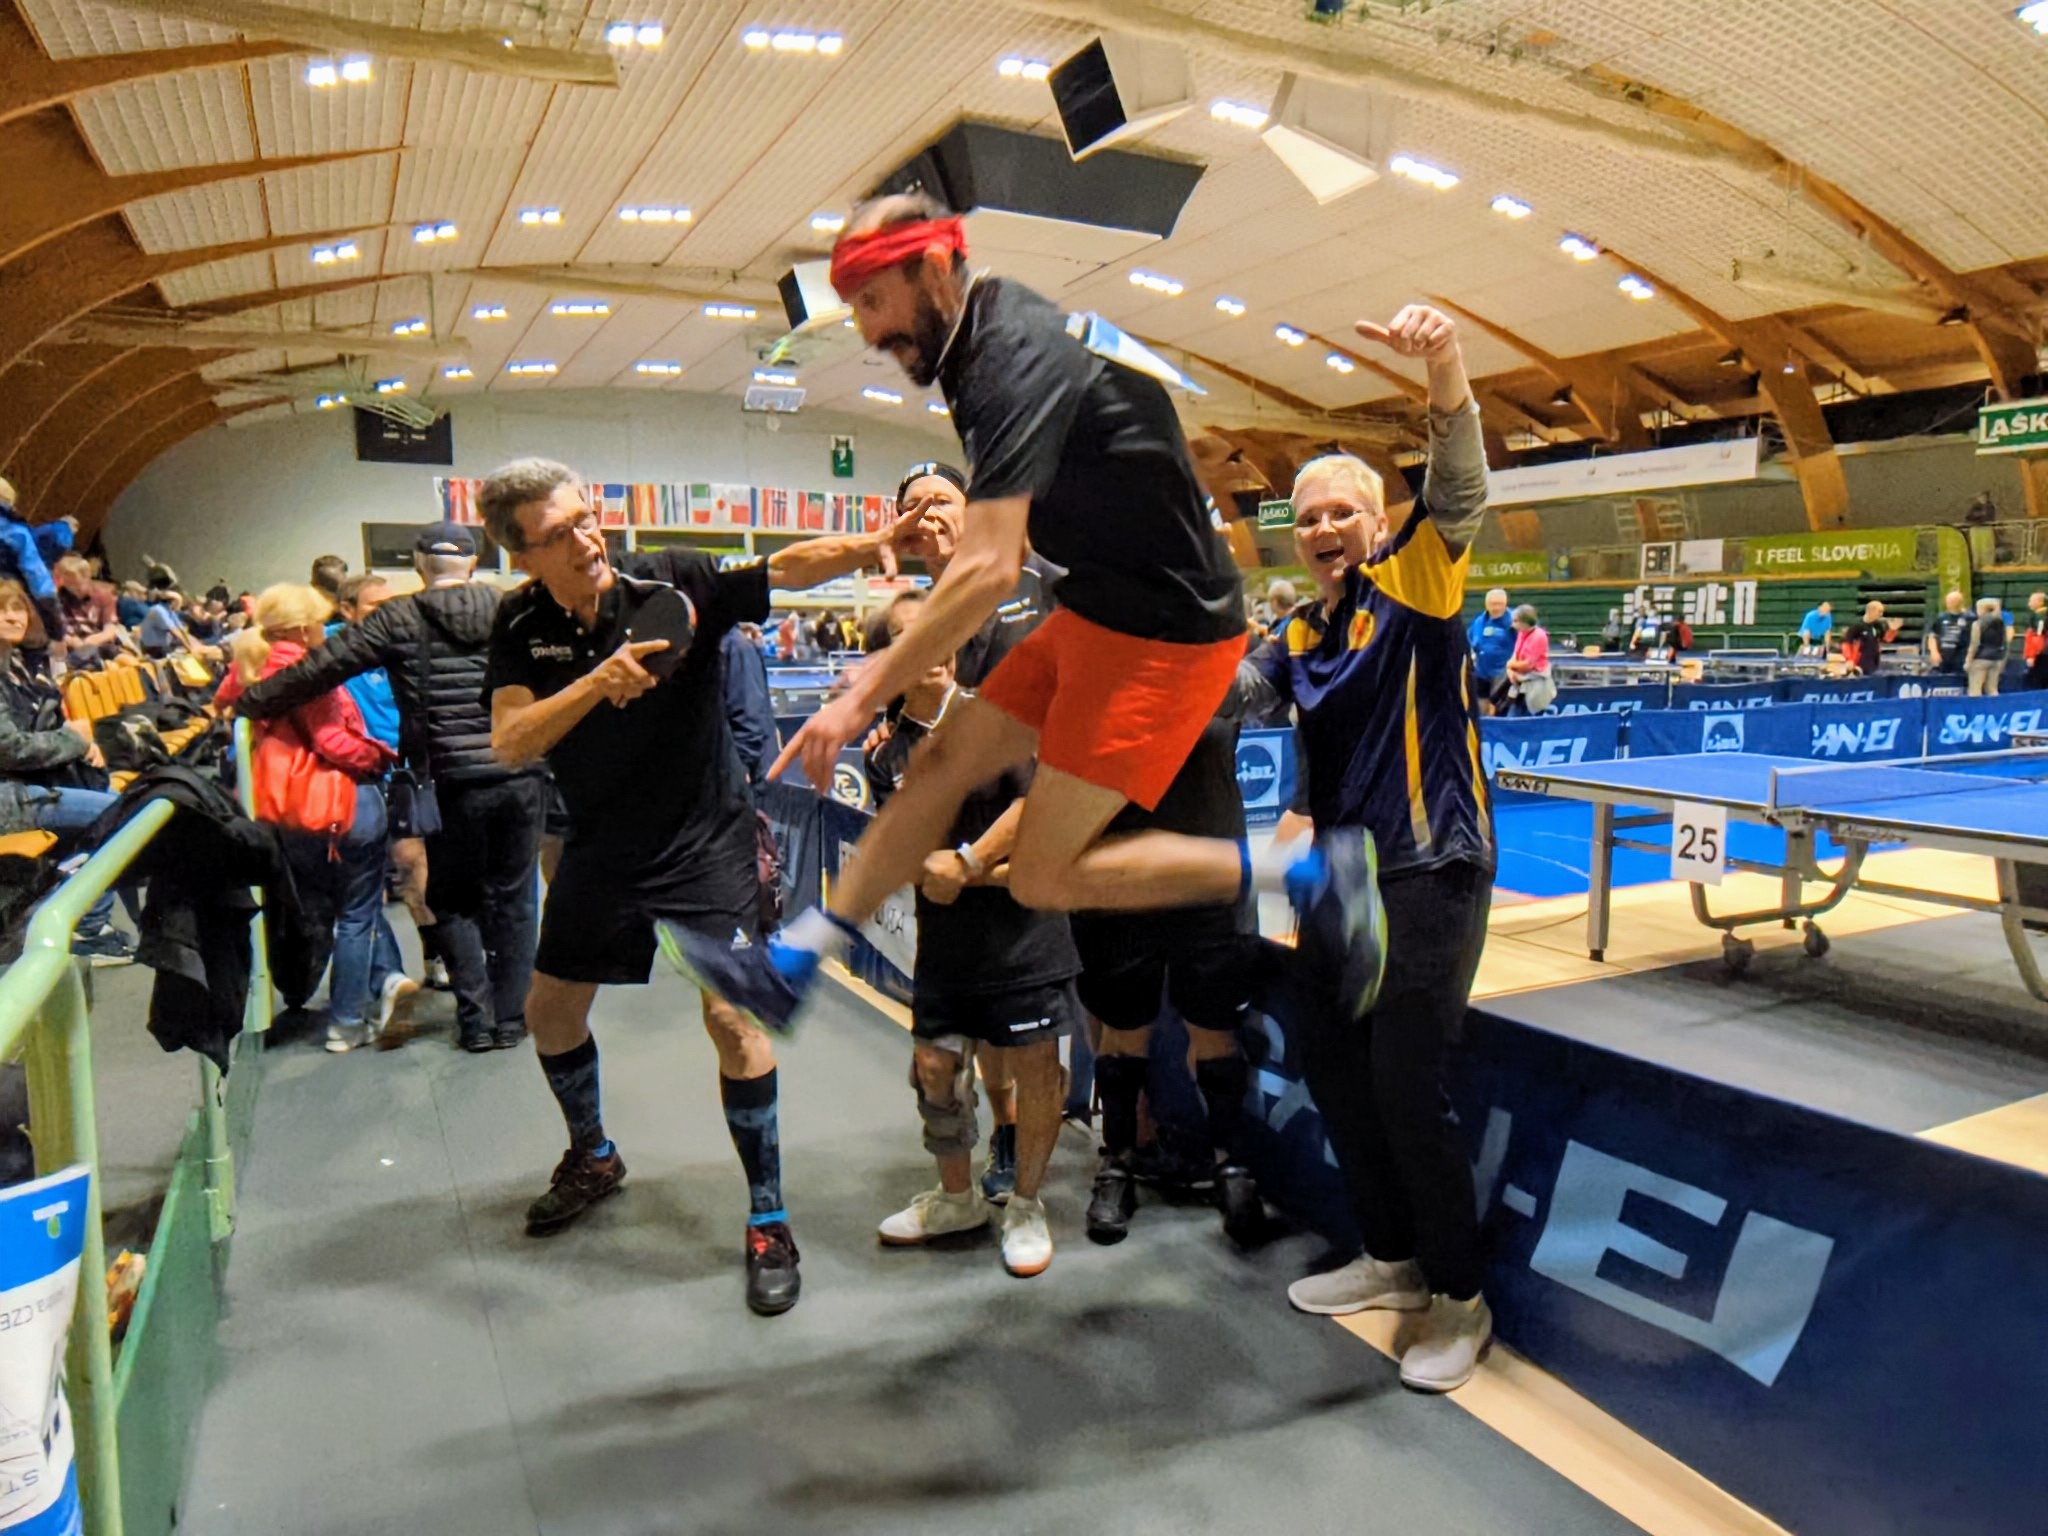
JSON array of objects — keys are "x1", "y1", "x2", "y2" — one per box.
[
  {"x1": 1512, "y1": 603, "x2": 1540, "y2": 626},
  {"x1": 415, "y1": 551, "x2": 477, "y2": 585},
  {"x1": 1485, "y1": 587, "x2": 1508, "y2": 606},
  {"x1": 1977, "y1": 597, "x2": 2001, "y2": 616},
  {"x1": 479, "y1": 458, "x2": 579, "y2": 553},
  {"x1": 1291, "y1": 454, "x2": 1385, "y2": 515},
  {"x1": 1265, "y1": 578, "x2": 1298, "y2": 611}
]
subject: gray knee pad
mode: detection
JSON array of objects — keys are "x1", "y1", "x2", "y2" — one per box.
[{"x1": 910, "y1": 1049, "x2": 980, "y2": 1158}]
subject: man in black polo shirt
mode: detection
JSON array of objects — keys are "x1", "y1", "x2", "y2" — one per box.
[
  {"x1": 864, "y1": 463, "x2": 1078, "y2": 1276},
  {"x1": 1929, "y1": 590, "x2": 1972, "y2": 679},
  {"x1": 674, "y1": 191, "x2": 1382, "y2": 1045},
  {"x1": 479, "y1": 457, "x2": 918, "y2": 1317}
]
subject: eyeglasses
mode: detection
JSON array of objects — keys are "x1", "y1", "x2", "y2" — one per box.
[
  {"x1": 1293, "y1": 501, "x2": 1372, "y2": 530},
  {"x1": 532, "y1": 509, "x2": 599, "y2": 553}
]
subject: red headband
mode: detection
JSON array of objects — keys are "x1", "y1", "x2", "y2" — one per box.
[{"x1": 829, "y1": 217, "x2": 967, "y2": 300}]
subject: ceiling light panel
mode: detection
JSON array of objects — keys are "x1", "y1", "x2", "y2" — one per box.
[
  {"x1": 636, "y1": 361, "x2": 684, "y2": 376},
  {"x1": 1490, "y1": 195, "x2": 1532, "y2": 219},
  {"x1": 1559, "y1": 233, "x2": 1601, "y2": 261},
  {"x1": 703, "y1": 303, "x2": 757, "y2": 320},
  {"x1": 2020, "y1": 2, "x2": 2048, "y2": 35},
  {"x1": 619, "y1": 206, "x2": 691, "y2": 224},
  {"x1": 1325, "y1": 352, "x2": 1355, "y2": 373},
  {"x1": 1274, "y1": 324, "x2": 1308, "y2": 347},
  {"x1": 1388, "y1": 154, "x2": 1459, "y2": 190},
  {"x1": 506, "y1": 360, "x2": 559, "y2": 376},
  {"x1": 998, "y1": 56, "x2": 1051, "y2": 80},
  {"x1": 1128, "y1": 270, "x2": 1184, "y2": 296},
  {"x1": 1214, "y1": 297, "x2": 1247, "y2": 317},
  {"x1": 753, "y1": 369, "x2": 798, "y2": 385},
  {"x1": 862, "y1": 387, "x2": 903, "y2": 404},
  {"x1": 1208, "y1": 100, "x2": 1267, "y2": 130},
  {"x1": 472, "y1": 304, "x2": 508, "y2": 321},
  {"x1": 411, "y1": 221, "x2": 457, "y2": 244},
  {"x1": 519, "y1": 207, "x2": 563, "y2": 227},
  {"x1": 315, "y1": 393, "x2": 348, "y2": 409},
  {"x1": 809, "y1": 213, "x2": 845, "y2": 234},
  {"x1": 374, "y1": 377, "x2": 407, "y2": 394},
  {"x1": 550, "y1": 301, "x2": 612, "y2": 316},
  {"x1": 442, "y1": 366, "x2": 473, "y2": 380},
  {"x1": 744, "y1": 27, "x2": 843, "y2": 55},
  {"x1": 605, "y1": 21, "x2": 664, "y2": 47}
]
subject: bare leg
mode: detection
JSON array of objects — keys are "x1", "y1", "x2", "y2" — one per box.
[
  {"x1": 702, "y1": 992, "x2": 776, "y2": 1079},
  {"x1": 1006, "y1": 769, "x2": 1242, "y2": 913},
  {"x1": 986, "y1": 1041, "x2": 1063, "y2": 1200},
  {"x1": 391, "y1": 835, "x2": 432, "y2": 928},
  {"x1": 540, "y1": 834, "x2": 564, "y2": 886},
  {"x1": 825, "y1": 696, "x2": 1037, "y2": 925},
  {"x1": 527, "y1": 973, "x2": 597, "y2": 1055},
  {"x1": 979, "y1": 1047, "x2": 1017, "y2": 1129}
]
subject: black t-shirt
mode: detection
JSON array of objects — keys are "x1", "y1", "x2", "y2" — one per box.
[
  {"x1": 940, "y1": 275, "x2": 1244, "y2": 646},
  {"x1": 867, "y1": 560, "x2": 1078, "y2": 998},
  {"x1": 1842, "y1": 621, "x2": 1883, "y2": 675},
  {"x1": 1931, "y1": 609, "x2": 1972, "y2": 670},
  {"x1": 483, "y1": 550, "x2": 771, "y2": 912}
]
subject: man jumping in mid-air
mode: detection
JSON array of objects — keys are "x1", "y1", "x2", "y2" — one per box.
[{"x1": 673, "y1": 191, "x2": 1386, "y2": 1033}]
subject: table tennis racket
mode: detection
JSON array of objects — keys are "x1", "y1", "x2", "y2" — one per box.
[{"x1": 625, "y1": 586, "x2": 695, "y2": 682}]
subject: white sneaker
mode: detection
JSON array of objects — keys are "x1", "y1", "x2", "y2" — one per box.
[
  {"x1": 1000, "y1": 1194, "x2": 1053, "y2": 1278},
  {"x1": 878, "y1": 1186, "x2": 990, "y2": 1246},
  {"x1": 323, "y1": 1022, "x2": 366, "y2": 1054},
  {"x1": 1400, "y1": 1294, "x2": 1493, "y2": 1393},
  {"x1": 371, "y1": 973, "x2": 421, "y2": 1047},
  {"x1": 1287, "y1": 1254, "x2": 1430, "y2": 1315}
]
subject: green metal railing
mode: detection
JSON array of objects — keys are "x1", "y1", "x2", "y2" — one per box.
[{"x1": 0, "y1": 718, "x2": 270, "y2": 1536}]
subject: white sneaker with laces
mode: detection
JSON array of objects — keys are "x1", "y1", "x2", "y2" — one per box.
[
  {"x1": 1400, "y1": 1294, "x2": 1493, "y2": 1393},
  {"x1": 371, "y1": 973, "x2": 421, "y2": 1046},
  {"x1": 1287, "y1": 1255, "x2": 1430, "y2": 1315},
  {"x1": 878, "y1": 1185, "x2": 990, "y2": 1246},
  {"x1": 1000, "y1": 1194, "x2": 1053, "y2": 1278},
  {"x1": 323, "y1": 1022, "x2": 366, "y2": 1054}
]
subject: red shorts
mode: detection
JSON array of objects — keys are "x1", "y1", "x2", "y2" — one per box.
[{"x1": 976, "y1": 608, "x2": 1244, "y2": 811}]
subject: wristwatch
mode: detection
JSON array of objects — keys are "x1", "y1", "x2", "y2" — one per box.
[{"x1": 955, "y1": 842, "x2": 985, "y2": 880}]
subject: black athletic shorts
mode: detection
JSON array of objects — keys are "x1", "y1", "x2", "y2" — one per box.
[
  {"x1": 912, "y1": 976, "x2": 1082, "y2": 1049},
  {"x1": 542, "y1": 779, "x2": 575, "y2": 841},
  {"x1": 535, "y1": 845, "x2": 760, "y2": 987},
  {"x1": 1071, "y1": 900, "x2": 1259, "y2": 1034}
]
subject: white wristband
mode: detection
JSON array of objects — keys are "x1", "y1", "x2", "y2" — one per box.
[{"x1": 955, "y1": 842, "x2": 985, "y2": 879}]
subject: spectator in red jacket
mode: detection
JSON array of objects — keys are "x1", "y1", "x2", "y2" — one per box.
[{"x1": 235, "y1": 584, "x2": 414, "y2": 1054}]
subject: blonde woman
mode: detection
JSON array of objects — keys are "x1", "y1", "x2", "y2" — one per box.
[{"x1": 227, "y1": 584, "x2": 413, "y2": 1053}]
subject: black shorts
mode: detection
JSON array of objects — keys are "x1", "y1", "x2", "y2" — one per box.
[
  {"x1": 535, "y1": 847, "x2": 760, "y2": 987},
  {"x1": 542, "y1": 780, "x2": 575, "y2": 841},
  {"x1": 1072, "y1": 901, "x2": 1259, "y2": 1034},
  {"x1": 912, "y1": 977, "x2": 1082, "y2": 1049}
]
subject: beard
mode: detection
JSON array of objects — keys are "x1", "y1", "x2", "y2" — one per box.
[{"x1": 886, "y1": 287, "x2": 954, "y2": 387}]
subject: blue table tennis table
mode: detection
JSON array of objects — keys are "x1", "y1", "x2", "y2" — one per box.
[{"x1": 1494, "y1": 749, "x2": 2048, "y2": 999}]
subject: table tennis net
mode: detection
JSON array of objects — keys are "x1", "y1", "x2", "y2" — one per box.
[{"x1": 1767, "y1": 762, "x2": 2040, "y2": 814}]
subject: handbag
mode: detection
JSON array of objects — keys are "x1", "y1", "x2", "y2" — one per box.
[
  {"x1": 387, "y1": 603, "x2": 446, "y2": 839},
  {"x1": 1519, "y1": 671, "x2": 1558, "y2": 714},
  {"x1": 252, "y1": 716, "x2": 357, "y2": 838},
  {"x1": 386, "y1": 766, "x2": 442, "y2": 839}
]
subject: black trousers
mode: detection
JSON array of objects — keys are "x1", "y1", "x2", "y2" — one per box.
[
  {"x1": 1295, "y1": 858, "x2": 1491, "y2": 1300},
  {"x1": 426, "y1": 775, "x2": 544, "y2": 1038}
]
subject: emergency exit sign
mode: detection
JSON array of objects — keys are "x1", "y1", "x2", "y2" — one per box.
[{"x1": 1976, "y1": 397, "x2": 2048, "y2": 456}]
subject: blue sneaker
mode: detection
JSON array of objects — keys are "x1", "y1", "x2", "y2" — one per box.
[
  {"x1": 1289, "y1": 829, "x2": 1386, "y2": 1021},
  {"x1": 660, "y1": 926, "x2": 812, "y2": 1036}
]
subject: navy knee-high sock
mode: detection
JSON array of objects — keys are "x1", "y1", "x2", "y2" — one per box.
[
  {"x1": 1195, "y1": 1054, "x2": 1249, "y2": 1163},
  {"x1": 538, "y1": 1037, "x2": 608, "y2": 1154},
  {"x1": 721, "y1": 1070, "x2": 784, "y2": 1224}
]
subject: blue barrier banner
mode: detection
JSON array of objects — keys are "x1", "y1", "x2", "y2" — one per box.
[
  {"x1": 1628, "y1": 703, "x2": 1812, "y2": 759},
  {"x1": 1480, "y1": 714, "x2": 1623, "y2": 804},
  {"x1": 0, "y1": 1163, "x2": 90, "y2": 1536},
  {"x1": 1774, "y1": 675, "x2": 1900, "y2": 704},
  {"x1": 757, "y1": 781, "x2": 823, "y2": 922},
  {"x1": 1670, "y1": 681, "x2": 1776, "y2": 711},
  {"x1": 1893, "y1": 676, "x2": 1968, "y2": 699},
  {"x1": 1924, "y1": 696, "x2": 2048, "y2": 754},
  {"x1": 1805, "y1": 696, "x2": 1926, "y2": 761},
  {"x1": 1459, "y1": 1012, "x2": 2048, "y2": 1536},
  {"x1": 817, "y1": 798, "x2": 914, "y2": 1005},
  {"x1": 1552, "y1": 683, "x2": 1667, "y2": 715},
  {"x1": 1234, "y1": 728, "x2": 1296, "y2": 830}
]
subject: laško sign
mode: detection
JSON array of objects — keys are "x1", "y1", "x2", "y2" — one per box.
[{"x1": 1976, "y1": 397, "x2": 2048, "y2": 455}]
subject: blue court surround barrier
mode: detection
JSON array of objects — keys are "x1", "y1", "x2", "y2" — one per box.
[
  {"x1": 1550, "y1": 683, "x2": 1666, "y2": 715},
  {"x1": 765, "y1": 719, "x2": 2048, "y2": 1534}
]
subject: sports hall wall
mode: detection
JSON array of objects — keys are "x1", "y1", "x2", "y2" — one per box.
[
  {"x1": 1464, "y1": 436, "x2": 2030, "y2": 552},
  {"x1": 100, "y1": 391, "x2": 951, "y2": 590}
]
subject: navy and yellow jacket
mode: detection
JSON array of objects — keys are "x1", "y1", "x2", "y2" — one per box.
[{"x1": 1254, "y1": 402, "x2": 1494, "y2": 876}]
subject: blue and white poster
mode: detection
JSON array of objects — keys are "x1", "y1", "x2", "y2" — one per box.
[{"x1": 0, "y1": 1164, "x2": 89, "y2": 1536}]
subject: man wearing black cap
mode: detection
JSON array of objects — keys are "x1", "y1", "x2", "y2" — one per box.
[{"x1": 238, "y1": 521, "x2": 543, "y2": 1054}]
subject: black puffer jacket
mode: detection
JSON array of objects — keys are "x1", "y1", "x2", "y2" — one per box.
[{"x1": 237, "y1": 582, "x2": 525, "y2": 782}]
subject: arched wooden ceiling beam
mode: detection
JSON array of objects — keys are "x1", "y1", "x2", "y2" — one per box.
[
  {"x1": 0, "y1": 342, "x2": 135, "y2": 461},
  {"x1": 11, "y1": 350, "x2": 239, "y2": 516},
  {"x1": 171, "y1": 272, "x2": 396, "y2": 320},
  {"x1": 1425, "y1": 294, "x2": 1674, "y2": 448},
  {"x1": 0, "y1": 216, "x2": 390, "y2": 372},
  {"x1": 105, "y1": 0, "x2": 619, "y2": 85},
  {"x1": 1573, "y1": 63, "x2": 2040, "y2": 400},
  {"x1": 1315, "y1": 338, "x2": 1526, "y2": 461},
  {"x1": 0, "y1": 3, "x2": 294, "y2": 127},
  {"x1": 75, "y1": 398, "x2": 279, "y2": 539},
  {"x1": 1602, "y1": 248, "x2": 1850, "y2": 530},
  {"x1": 1129, "y1": 332, "x2": 1415, "y2": 444},
  {"x1": 39, "y1": 377, "x2": 219, "y2": 526},
  {"x1": 0, "y1": 108, "x2": 393, "y2": 270}
]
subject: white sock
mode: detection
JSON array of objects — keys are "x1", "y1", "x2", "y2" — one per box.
[
  {"x1": 1246, "y1": 828, "x2": 1316, "y2": 895},
  {"x1": 782, "y1": 906, "x2": 854, "y2": 959}
]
